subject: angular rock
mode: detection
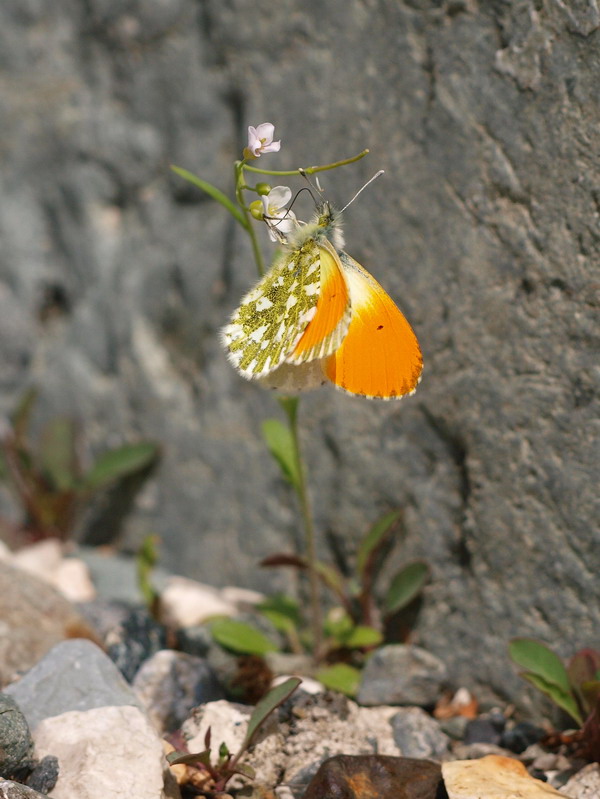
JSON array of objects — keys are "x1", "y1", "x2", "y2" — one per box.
[
  {"x1": 0, "y1": 562, "x2": 99, "y2": 686},
  {"x1": 4, "y1": 639, "x2": 142, "y2": 731},
  {"x1": 390, "y1": 707, "x2": 450, "y2": 759},
  {"x1": 159, "y1": 577, "x2": 237, "y2": 628},
  {"x1": 0, "y1": 694, "x2": 33, "y2": 778},
  {"x1": 357, "y1": 646, "x2": 448, "y2": 707},
  {"x1": 463, "y1": 717, "x2": 503, "y2": 746},
  {"x1": 442, "y1": 755, "x2": 569, "y2": 798},
  {"x1": 302, "y1": 754, "x2": 443, "y2": 799},
  {"x1": 560, "y1": 763, "x2": 600, "y2": 799},
  {"x1": 0, "y1": 781, "x2": 50, "y2": 798},
  {"x1": 33, "y1": 705, "x2": 180, "y2": 799},
  {"x1": 500, "y1": 721, "x2": 545, "y2": 754},
  {"x1": 132, "y1": 649, "x2": 224, "y2": 733},
  {"x1": 24, "y1": 756, "x2": 58, "y2": 795},
  {"x1": 105, "y1": 606, "x2": 167, "y2": 682}
]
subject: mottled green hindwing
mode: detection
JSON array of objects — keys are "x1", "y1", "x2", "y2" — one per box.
[{"x1": 221, "y1": 240, "x2": 321, "y2": 378}]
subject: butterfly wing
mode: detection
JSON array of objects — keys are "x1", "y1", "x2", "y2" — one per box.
[
  {"x1": 323, "y1": 251, "x2": 423, "y2": 399},
  {"x1": 222, "y1": 238, "x2": 350, "y2": 379}
]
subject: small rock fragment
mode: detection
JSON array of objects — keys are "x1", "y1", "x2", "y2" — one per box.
[
  {"x1": 160, "y1": 576, "x2": 237, "y2": 628},
  {"x1": 500, "y1": 721, "x2": 545, "y2": 754},
  {"x1": 4, "y1": 639, "x2": 143, "y2": 731},
  {"x1": 442, "y1": 754, "x2": 570, "y2": 798},
  {"x1": 133, "y1": 649, "x2": 224, "y2": 733},
  {"x1": 25, "y1": 755, "x2": 59, "y2": 794},
  {"x1": 302, "y1": 754, "x2": 443, "y2": 799},
  {"x1": 0, "y1": 780, "x2": 50, "y2": 798},
  {"x1": 390, "y1": 707, "x2": 450, "y2": 759},
  {"x1": 560, "y1": 763, "x2": 600, "y2": 799},
  {"x1": 106, "y1": 606, "x2": 167, "y2": 682},
  {"x1": 0, "y1": 694, "x2": 33, "y2": 778},
  {"x1": 357, "y1": 645, "x2": 448, "y2": 707}
]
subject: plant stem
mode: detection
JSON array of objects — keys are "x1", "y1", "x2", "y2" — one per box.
[
  {"x1": 235, "y1": 162, "x2": 266, "y2": 276},
  {"x1": 280, "y1": 397, "x2": 322, "y2": 658},
  {"x1": 243, "y1": 149, "x2": 370, "y2": 177}
]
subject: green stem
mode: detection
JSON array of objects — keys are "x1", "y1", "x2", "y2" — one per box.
[
  {"x1": 170, "y1": 166, "x2": 248, "y2": 230},
  {"x1": 279, "y1": 397, "x2": 322, "y2": 659},
  {"x1": 235, "y1": 161, "x2": 266, "y2": 276},
  {"x1": 243, "y1": 149, "x2": 370, "y2": 177}
]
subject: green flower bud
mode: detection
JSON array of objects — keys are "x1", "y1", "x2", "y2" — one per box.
[
  {"x1": 249, "y1": 200, "x2": 264, "y2": 220},
  {"x1": 255, "y1": 182, "x2": 272, "y2": 196}
]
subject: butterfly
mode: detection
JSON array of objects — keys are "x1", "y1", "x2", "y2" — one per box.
[{"x1": 221, "y1": 202, "x2": 423, "y2": 399}]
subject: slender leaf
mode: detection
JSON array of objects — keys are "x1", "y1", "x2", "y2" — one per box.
[
  {"x1": 278, "y1": 395, "x2": 299, "y2": 428},
  {"x1": 521, "y1": 672, "x2": 583, "y2": 726},
  {"x1": 243, "y1": 677, "x2": 301, "y2": 750},
  {"x1": 384, "y1": 560, "x2": 430, "y2": 616},
  {"x1": 356, "y1": 510, "x2": 401, "y2": 579},
  {"x1": 39, "y1": 418, "x2": 77, "y2": 490},
  {"x1": 170, "y1": 165, "x2": 248, "y2": 229},
  {"x1": 11, "y1": 387, "x2": 38, "y2": 443},
  {"x1": 257, "y1": 594, "x2": 302, "y2": 631},
  {"x1": 315, "y1": 663, "x2": 361, "y2": 697},
  {"x1": 232, "y1": 763, "x2": 255, "y2": 779},
  {"x1": 210, "y1": 618, "x2": 278, "y2": 656},
  {"x1": 167, "y1": 749, "x2": 211, "y2": 767},
  {"x1": 261, "y1": 419, "x2": 301, "y2": 490},
  {"x1": 509, "y1": 638, "x2": 573, "y2": 696},
  {"x1": 261, "y1": 552, "x2": 308, "y2": 569},
  {"x1": 83, "y1": 442, "x2": 159, "y2": 490},
  {"x1": 342, "y1": 625, "x2": 384, "y2": 649}
]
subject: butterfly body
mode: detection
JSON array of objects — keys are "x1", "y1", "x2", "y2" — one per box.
[{"x1": 221, "y1": 203, "x2": 422, "y2": 400}]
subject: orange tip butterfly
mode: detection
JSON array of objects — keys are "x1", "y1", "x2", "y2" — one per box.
[{"x1": 221, "y1": 201, "x2": 423, "y2": 400}]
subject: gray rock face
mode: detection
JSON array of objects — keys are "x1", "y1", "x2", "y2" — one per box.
[
  {"x1": 390, "y1": 707, "x2": 450, "y2": 760},
  {"x1": 358, "y1": 645, "x2": 448, "y2": 707},
  {"x1": 3, "y1": 639, "x2": 143, "y2": 731},
  {"x1": 0, "y1": 0, "x2": 598, "y2": 706}
]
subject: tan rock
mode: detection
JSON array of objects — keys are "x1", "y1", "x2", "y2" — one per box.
[{"x1": 443, "y1": 755, "x2": 573, "y2": 798}]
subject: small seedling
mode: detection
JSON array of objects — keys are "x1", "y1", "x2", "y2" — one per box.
[
  {"x1": 0, "y1": 387, "x2": 160, "y2": 543},
  {"x1": 509, "y1": 639, "x2": 600, "y2": 761},
  {"x1": 167, "y1": 677, "x2": 301, "y2": 793}
]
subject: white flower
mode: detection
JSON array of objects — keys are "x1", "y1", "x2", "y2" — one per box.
[
  {"x1": 246, "y1": 123, "x2": 281, "y2": 158},
  {"x1": 262, "y1": 186, "x2": 298, "y2": 242}
]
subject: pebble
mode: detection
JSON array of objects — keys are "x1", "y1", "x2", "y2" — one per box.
[
  {"x1": 4, "y1": 639, "x2": 143, "y2": 731},
  {"x1": 561, "y1": 763, "x2": 600, "y2": 799},
  {"x1": 442, "y1": 754, "x2": 569, "y2": 798},
  {"x1": 159, "y1": 576, "x2": 237, "y2": 628},
  {"x1": 500, "y1": 721, "x2": 545, "y2": 754},
  {"x1": 463, "y1": 717, "x2": 503, "y2": 746},
  {"x1": 0, "y1": 561, "x2": 99, "y2": 685},
  {"x1": 390, "y1": 707, "x2": 450, "y2": 759},
  {"x1": 24, "y1": 755, "x2": 59, "y2": 795},
  {"x1": 132, "y1": 649, "x2": 224, "y2": 733},
  {"x1": 357, "y1": 645, "x2": 448, "y2": 707},
  {"x1": 0, "y1": 694, "x2": 33, "y2": 778},
  {"x1": 0, "y1": 781, "x2": 50, "y2": 798},
  {"x1": 106, "y1": 606, "x2": 167, "y2": 682},
  {"x1": 8, "y1": 540, "x2": 96, "y2": 603},
  {"x1": 302, "y1": 754, "x2": 443, "y2": 799},
  {"x1": 33, "y1": 705, "x2": 181, "y2": 799}
]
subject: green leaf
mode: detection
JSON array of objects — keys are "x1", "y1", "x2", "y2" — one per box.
[
  {"x1": 521, "y1": 672, "x2": 583, "y2": 726},
  {"x1": 243, "y1": 677, "x2": 301, "y2": 750},
  {"x1": 277, "y1": 396, "x2": 299, "y2": 427},
  {"x1": 261, "y1": 419, "x2": 301, "y2": 490},
  {"x1": 356, "y1": 510, "x2": 401, "y2": 579},
  {"x1": 167, "y1": 749, "x2": 211, "y2": 767},
  {"x1": 210, "y1": 618, "x2": 278, "y2": 656},
  {"x1": 324, "y1": 609, "x2": 354, "y2": 641},
  {"x1": 342, "y1": 625, "x2": 384, "y2": 649},
  {"x1": 233, "y1": 763, "x2": 255, "y2": 779},
  {"x1": 170, "y1": 165, "x2": 248, "y2": 230},
  {"x1": 315, "y1": 663, "x2": 361, "y2": 697},
  {"x1": 11, "y1": 386, "x2": 38, "y2": 443},
  {"x1": 257, "y1": 594, "x2": 302, "y2": 632},
  {"x1": 39, "y1": 417, "x2": 77, "y2": 491},
  {"x1": 508, "y1": 638, "x2": 573, "y2": 696},
  {"x1": 0, "y1": 449, "x2": 8, "y2": 481},
  {"x1": 83, "y1": 441, "x2": 159, "y2": 491},
  {"x1": 384, "y1": 560, "x2": 429, "y2": 616}
]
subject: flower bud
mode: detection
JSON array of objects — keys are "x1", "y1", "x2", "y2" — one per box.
[
  {"x1": 255, "y1": 182, "x2": 272, "y2": 196},
  {"x1": 249, "y1": 200, "x2": 264, "y2": 220}
]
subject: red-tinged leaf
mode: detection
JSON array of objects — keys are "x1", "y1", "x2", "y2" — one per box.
[
  {"x1": 11, "y1": 387, "x2": 38, "y2": 444},
  {"x1": 260, "y1": 553, "x2": 308, "y2": 569},
  {"x1": 568, "y1": 649, "x2": 600, "y2": 689},
  {"x1": 232, "y1": 763, "x2": 255, "y2": 779},
  {"x1": 520, "y1": 672, "x2": 583, "y2": 726}
]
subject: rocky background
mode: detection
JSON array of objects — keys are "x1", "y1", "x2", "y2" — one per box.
[{"x1": 0, "y1": 0, "x2": 598, "y2": 705}]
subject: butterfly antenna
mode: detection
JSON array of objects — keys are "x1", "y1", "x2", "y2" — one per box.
[
  {"x1": 298, "y1": 168, "x2": 325, "y2": 198},
  {"x1": 339, "y1": 170, "x2": 385, "y2": 213}
]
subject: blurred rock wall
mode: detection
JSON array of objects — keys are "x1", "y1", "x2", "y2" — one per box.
[{"x1": 0, "y1": 0, "x2": 598, "y2": 702}]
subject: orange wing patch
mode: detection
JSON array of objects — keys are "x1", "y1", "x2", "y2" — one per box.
[
  {"x1": 289, "y1": 239, "x2": 351, "y2": 364},
  {"x1": 324, "y1": 252, "x2": 422, "y2": 399}
]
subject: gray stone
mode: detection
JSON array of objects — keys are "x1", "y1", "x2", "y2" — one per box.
[
  {"x1": 3, "y1": 639, "x2": 143, "y2": 731},
  {"x1": 0, "y1": 0, "x2": 598, "y2": 709},
  {"x1": 0, "y1": 563, "x2": 100, "y2": 688},
  {"x1": 132, "y1": 649, "x2": 225, "y2": 734},
  {"x1": 0, "y1": 695, "x2": 33, "y2": 778},
  {"x1": 357, "y1": 645, "x2": 448, "y2": 707},
  {"x1": 24, "y1": 757, "x2": 58, "y2": 796},
  {"x1": 390, "y1": 707, "x2": 450, "y2": 760},
  {"x1": 560, "y1": 763, "x2": 600, "y2": 799},
  {"x1": 0, "y1": 781, "x2": 49, "y2": 799}
]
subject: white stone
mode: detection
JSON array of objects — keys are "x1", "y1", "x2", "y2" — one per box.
[
  {"x1": 560, "y1": 763, "x2": 600, "y2": 799},
  {"x1": 33, "y1": 705, "x2": 180, "y2": 799},
  {"x1": 7, "y1": 541, "x2": 96, "y2": 602},
  {"x1": 11, "y1": 539, "x2": 64, "y2": 578},
  {"x1": 159, "y1": 576, "x2": 236, "y2": 628},
  {"x1": 51, "y1": 558, "x2": 96, "y2": 602}
]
